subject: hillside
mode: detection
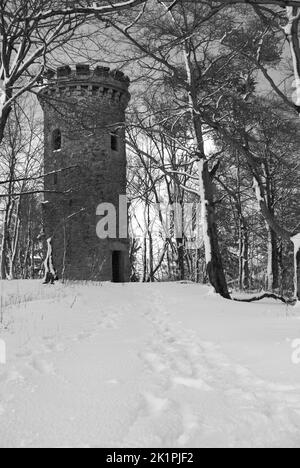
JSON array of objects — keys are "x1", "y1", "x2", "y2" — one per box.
[{"x1": 0, "y1": 281, "x2": 300, "y2": 448}]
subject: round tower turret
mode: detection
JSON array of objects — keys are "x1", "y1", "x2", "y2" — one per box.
[{"x1": 38, "y1": 64, "x2": 131, "y2": 282}]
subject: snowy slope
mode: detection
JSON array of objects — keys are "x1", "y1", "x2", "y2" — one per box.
[{"x1": 1, "y1": 281, "x2": 300, "y2": 448}]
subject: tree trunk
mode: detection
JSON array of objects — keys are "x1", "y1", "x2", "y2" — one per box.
[
  {"x1": 238, "y1": 218, "x2": 250, "y2": 290},
  {"x1": 8, "y1": 216, "x2": 20, "y2": 280},
  {"x1": 292, "y1": 234, "x2": 300, "y2": 300},
  {"x1": 30, "y1": 242, "x2": 35, "y2": 279},
  {"x1": 43, "y1": 238, "x2": 58, "y2": 284},
  {"x1": 183, "y1": 46, "x2": 230, "y2": 299},
  {"x1": 7, "y1": 198, "x2": 21, "y2": 280},
  {"x1": 295, "y1": 247, "x2": 300, "y2": 300},
  {"x1": 176, "y1": 238, "x2": 185, "y2": 281},
  {"x1": 61, "y1": 224, "x2": 67, "y2": 283},
  {"x1": 0, "y1": 97, "x2": 12, "y2": 146},
  {"x1": 245, "y1": 152, "x2": 299, "y2": 302},
  {"x1": 142, "y1": 237, "x2": 147, "y2": 283},
  {"x1": 196, "y1": 248, "x2": 202, "y2": 283},
  {"x1": 198, "y1": 160, "x2": 230, "y2": 299},
  {"x1": 148, "y1": 232, "x2": 154, "y2": 282},
  {"x1": 0, "y1": 203, "x2": 10, "y2": 279},
  {"x1": 266, "y1": 226, "x2": 279, "y2": 291},
  {"x1": 186, "y1": 252, "x2": 192, "y2": 280},
  {"x1": 296, "y1": 250, "x2": 300, "y2": 301}
]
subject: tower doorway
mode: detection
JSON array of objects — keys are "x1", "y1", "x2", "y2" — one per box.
[{"x1": 112, "y1": 251, "x2": 125, "y2": 283}]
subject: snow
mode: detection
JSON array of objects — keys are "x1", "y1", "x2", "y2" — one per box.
[
  {"x1": 252, "y1": 177, "x2": 264, "y2": 204},
  {"x1": 1, "y1": 280, "x2": 300, "y2": 448},
  {"x1": 0, "y1": 79, "x2": 5, "y2": 116},
  {"x1": 292, "y1": 233, "x2": 300, "y2": 253}
]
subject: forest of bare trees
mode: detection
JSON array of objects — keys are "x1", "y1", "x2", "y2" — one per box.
[{"x1": 1, "y1": 0, "x2": 300, "y2": 301}]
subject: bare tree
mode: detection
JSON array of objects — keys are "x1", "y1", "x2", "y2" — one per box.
[
  {"x1": 0, "y1": 97, "x2": 43, "y2": 278},
  {"x1": 0, "y1": 0, "x2": 150, "y2": 146},
  {"x1": 103, "y1": 0, "x2": 300, "y2": 299},
  {"x1": 106, "y1": 2, "x2": 256, "y2": 298}
]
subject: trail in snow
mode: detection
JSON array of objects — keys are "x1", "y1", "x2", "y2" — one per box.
[
  {"x1": 128, "y1": 289, "x2": 300, "y2": 448},
  {"x1": 0, "y1": 281, "x2": 300, "y2": 448}
]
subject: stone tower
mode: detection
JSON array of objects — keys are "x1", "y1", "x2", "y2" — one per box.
[{"x1": 38, "y1": 64, "x2": 130, "y2": 282}]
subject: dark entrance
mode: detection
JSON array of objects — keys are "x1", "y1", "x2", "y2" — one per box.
[{"x1": 112, "y1": 251, "x2": 124, "y2": 283}]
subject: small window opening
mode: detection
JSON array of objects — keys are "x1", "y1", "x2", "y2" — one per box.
[
  {"x1": 111, "y1": 132, "x2": 118, "y2": 152},
  {"x1": 53, "y1": 173, "x2": 58, "y2": 185},
  {"x1": 52, "y1": 129, "x2": 62, "y2": 151}
]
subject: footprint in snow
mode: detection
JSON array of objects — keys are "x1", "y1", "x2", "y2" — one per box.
[
  {"x1": 144, "y1": 392, "x2": 169, "y2": 416},
  {"x1": 201, "y1": 341, "x2": 219, "y2": 351},
  {"x1": 0, "y1": 370, "x2": 24, "y2": 384},
  {"x1": 0, "y1": 404, "x2": 5, "y2": 416},
  {"x1": 45, "y1": 342, "x2": 65, "y2": 353},
  {"x1": 72, "y1": 332, "x2": 93, "y2": 342},
  {"x1": 15, "y1": 349, "x2": 32, "y2": 358},
  {"x1": 30, "y1": 357, "x2": 55, "y2": 375},
  {"x1": 234, "y1": 365, "x2": 252, "y2": 377},
  {"x1": 43, "y1": 335, "x2": 55, "y2": 341},
  {"x1": 177, "y1": 404, "x2": 200, "y2": 446},
  {"x1": 100, "y1": 320, "x2": 117, "y2": 330},
  {"x1": 225, "y1": 388, "x2": 256, "y2": 402},
  {"x1": 267, "y1": 382, "x2": 300, "y2": 392},
  {"x1": 173, "y1": 376, "x2": 212, "y2": 392},
  {"x1": 143, "y1": 352, "x2": 167, "y2": 373}
]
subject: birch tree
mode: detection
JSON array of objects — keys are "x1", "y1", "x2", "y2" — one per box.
[{"x1": 0, "y1": 98, "x2": 43, "y2": 279}]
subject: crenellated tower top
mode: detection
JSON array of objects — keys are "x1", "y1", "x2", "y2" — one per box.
[{"x1": 39, "y1": 64, "x2": 131, "y2": 109}]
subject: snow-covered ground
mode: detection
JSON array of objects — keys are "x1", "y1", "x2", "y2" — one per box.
[{"x1": 1, "y1": 280, "x2": 300, "y2": 448}]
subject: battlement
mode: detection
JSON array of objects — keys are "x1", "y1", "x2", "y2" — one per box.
[{"x1": 39, "y1": 64, "x2": 130, "y2": 107}]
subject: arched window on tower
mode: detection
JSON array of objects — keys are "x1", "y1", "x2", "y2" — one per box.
[{"x1": 52, "y1": 129, "x2": 62, "y2": 151}]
